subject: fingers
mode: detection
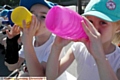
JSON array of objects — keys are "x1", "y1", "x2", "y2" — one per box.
[
  {"x1": 22, "y1": 20, "x2": 27, "y2": 29},
  {"x1": 35, "y1": 16, "x2": 40, "y2": 31},
  {"x1": 83, "y1": 16, "x2": 98, "y2": 35},
  {"x1": 6, "y1": 25, "x2": 19, "y2": 39},
  {"x1": 31, "y1": 15, "x2": 40, "y2": 32},
  {"x1": 22, "y1": 14, "x2": 40, "y2": 36},
  {"x1": 82, "y1": 16, "x2": 101, "y2": 39},
  {"x1": 13, "y1": 25, "x2": 20, "y2": 32},
  {"x1": 6, "y1": 29, "x2": 13, "y2": 39},
  {"x1": 6, "y1": 29, "x2": 10, "y2": 35},
  {"x1": 81, "y1": 20, "x2": 93, "y2": 37},
  {"x1": 29, "y1": 15, "x2": 40, "y2": 34},
  {"x1": 29, "y1": 15, "x2": 35, "y2": 30},
  {"x1": 24, "y1": 15, "x2": 37, "y2": 31},
  {"x1": 7, "y1": 25, "x2": 12, "y2": 30}
]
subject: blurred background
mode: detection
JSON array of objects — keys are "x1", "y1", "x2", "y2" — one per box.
[{"x1": 0, "y1": 0, "x2": 90, "y2": 14}]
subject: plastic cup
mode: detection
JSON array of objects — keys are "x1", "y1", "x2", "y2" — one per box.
[
  {"x1": 11, "y1": 6, "x2": 32, "y2": 28},
  {"x1": 45, "y1": 6, "x2": 88, "y2": 40}
]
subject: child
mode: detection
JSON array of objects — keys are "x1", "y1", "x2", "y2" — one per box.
[
  {"x1": 46, "y1": 0, "x2": 120, "y2": 80},
  {"x1": 4, "y1": 0, "x2": 72, "y2": 79}
]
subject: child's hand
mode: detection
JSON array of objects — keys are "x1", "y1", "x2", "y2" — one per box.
[
  {"x1": 53, "y1": 36, "x2": 71, "y2": 49},
  {"x1": 80, "y1": 16, "x2": 105, "y2": 60},
  {"x1": 22, "y1": 15, "x2": 40, "y2": 43},
  {"x1": 6, "y1": 25, "x2": 20, "y2": 39}
]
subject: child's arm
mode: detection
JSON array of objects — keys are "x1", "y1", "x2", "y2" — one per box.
[
  {"x1": 96, "y1": 58, "x2": 118, "y2": 80},
  {"x1": 23, "y1": 41, "x2": 45, "y2": 76},
  {"x1": 81, "y1": 16, "x2": 118, "y2": 80},
  {"x1": 5, "y1": 25, "x2": 24, "y2": 71},
  {"x1": 46, "y1": 36, "x2": 75, "y2": 80},
  {"x1": 22, "y1": 15, "x2": 45, "y2": 76}
]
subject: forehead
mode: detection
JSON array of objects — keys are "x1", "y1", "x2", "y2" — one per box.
[
  {"x1": 85, "y1": 15, "x2": 110, "y2": 22},
  {"x1": 85, "y1": 15, "x2": 117, "y2": 25},
  {"x1": 85, "y1": 15, "x2": 103, "y2": 20},
  {"x1": 30, "y1": 4, "x2": 49, "y2": 13}
]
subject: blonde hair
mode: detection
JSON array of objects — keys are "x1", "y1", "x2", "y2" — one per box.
[
  {"x1": 112, "y1": 31, "x2": 120, "y2": 46},
  {"x1": 112, "y1": 20, "x2": 120, "y2": 46},
  {"x1": 115, "y1": 20, "x2": 120, "y2": 26}
]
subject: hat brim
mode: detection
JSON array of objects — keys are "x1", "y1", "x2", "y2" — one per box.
[
  {"x1": 82, "y1": 11, "x2": 119, "y2": 22},
  {"x1": 19, "y1": 0, "x2": 56, "y2": 10}
]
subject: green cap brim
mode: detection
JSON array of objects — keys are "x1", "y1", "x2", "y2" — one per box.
[{"x1": 82, "y1": 11, "x2": 119, "y2": 22}]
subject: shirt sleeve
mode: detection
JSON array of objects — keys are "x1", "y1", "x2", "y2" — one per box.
[
  {"x1": 71, "y1": 42, "x2": 88, "y2": 61},
  {"x1": 19, "y1": 45, "x2": 25, "y2": 59}
]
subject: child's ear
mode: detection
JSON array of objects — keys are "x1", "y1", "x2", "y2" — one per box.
[{"x1": 116, "y1": 26, "x2": 120, "y2": 33}]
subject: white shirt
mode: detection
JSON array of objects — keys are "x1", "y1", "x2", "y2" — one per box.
[
  {"x1": 19, "y1": 34, "x2": 70, "y2": 80},
  {"x1": 72, "y1": 42, "x2": 120, "y2": 80},
  {"x1": 19, "y1": 34, "x2": 55, "y2": 62}
]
